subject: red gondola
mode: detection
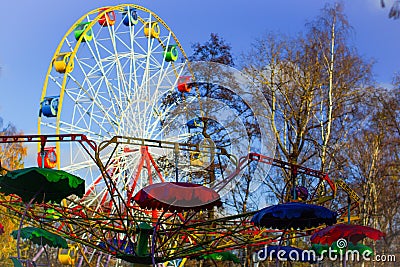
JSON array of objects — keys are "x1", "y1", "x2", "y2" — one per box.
[
  {"x1": 37, "y1": 147, "x2": 57, "y2": 169},
  {"x1": 98, "y1": 8, "x2": 116, "y2": 27},
  {"x1": 177, "y1": 76, "x2": 192, "y2": 93}
]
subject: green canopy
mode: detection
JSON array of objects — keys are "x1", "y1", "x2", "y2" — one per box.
[
  {"x1": 200, "y1": 251, "x2": 240, "y2": 263},
  {"x1": 11, "y1": 227, "x2": 68, "y2": 249},
  {"x1": 0, "y1": 167, "x2": 85, "y2": 203}
]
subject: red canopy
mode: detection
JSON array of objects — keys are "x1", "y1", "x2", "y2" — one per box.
[
  {"x1": 133, "y1": 182, "x2": 222, "y2": 212},
  {"x1": 310, "y1": 224, "x2": 385, "y2": 245}
]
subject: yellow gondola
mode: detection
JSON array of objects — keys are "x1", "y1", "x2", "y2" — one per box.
[
  {"x1": 58, "y1": 244, "x2": 78, "y2": 265},
  {"x1": 190, "y1": 151, "x2": 205, "y2": 167},
  {"x1": 53, "y1": 52, "x2": 74, "y2": 73},
  {"x1": 144, "y1": 21, "x2": 160, "y2": 38}
]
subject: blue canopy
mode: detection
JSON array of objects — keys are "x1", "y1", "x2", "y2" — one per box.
[
  {"x1": 251, "y1": 202, "x2": 337, "y2": 229},
  {"x1": 98, "y1": 239, "x2": 135, "y2": 254}
]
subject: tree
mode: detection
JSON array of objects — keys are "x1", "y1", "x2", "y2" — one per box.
[
  {"x1": 0, "y1": 123, "x2": 27, "y2": 171},
  {"x1": 188, "y1": 34, "x2": 271, "y2": 217},
  {"x1": 189, "y1": 34, "x2": 276, "y2": 267},
  {"x1": 339, "y1": 85, "x2": 400, "y2": 262},
  {"x1": 190, "y1": 33, "x2": 234, "y2": 67},
  {"x1": 241, "y1": 3, "x2": 372, "y2": 201},
  {"x1": 0, "y1": 119, "x2": 27, "y2": 264}
]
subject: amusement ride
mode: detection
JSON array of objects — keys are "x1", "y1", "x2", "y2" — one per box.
[{"x1": 0, "y1": 4, "x2": 383, "y2": 267}]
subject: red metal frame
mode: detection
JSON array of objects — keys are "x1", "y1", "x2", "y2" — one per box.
[
  {"x1": 248, "y1": 152, "x2": 336, "y2": 195},
  {"x1": 0, "y1": 133, "x2": 94, "y2": 146},
  {"x1": 0, "y1": 134, "x2": 96, "y2": 156}
]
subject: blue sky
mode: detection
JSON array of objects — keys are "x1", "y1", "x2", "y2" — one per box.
[{"x1": 0, "y1": 0, "x2": 398, "y2": 136}]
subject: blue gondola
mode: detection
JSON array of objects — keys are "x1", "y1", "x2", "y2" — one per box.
[
  {"x1": 40, "y1": 96, "x2": 59, "y2": 117},
  {"x1": 122, "y1": 7, "x2": 138, "y2": 26},
  {"x1": 186, "y1": 117, "x2": 204, "y2": 129}
]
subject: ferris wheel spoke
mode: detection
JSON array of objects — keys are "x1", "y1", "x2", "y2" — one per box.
[
  {"x1": 69, "y1": 48, "x2": 120, "y2": 116},
  {"x1": 48, "y1": 74, "x2": 64, "y2": 90},
  {"x1": 65, "y1": 75, "x2": 118, "y2": 121},
  {"x1": 108, "y1": 25, "x2": 136, "y2": 117},
  {"x1": 57, "y1": 121, "x2": 98, "y2": 137},
  {"x1": 83, "y1": 34, "x2": 123, "y2": 120},
  {"x1": 146, "y1": 66, "x2": 185, "y2": 138}
]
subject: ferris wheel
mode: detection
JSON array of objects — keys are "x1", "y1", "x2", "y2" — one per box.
[
  {"x1": 38, "y1": 4, "x2": 192, "y2": 203},
  {"x1": 37, "y1": 4, "x2": 195, "y2": 266}
]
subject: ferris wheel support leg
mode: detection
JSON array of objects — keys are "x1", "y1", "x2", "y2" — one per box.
[
  {"x1": 126, "y1": 153, "x2": 145, "y2": 202},
  {"x1": 145, "y1": 147, "x2": 165, "y2": 182}
]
